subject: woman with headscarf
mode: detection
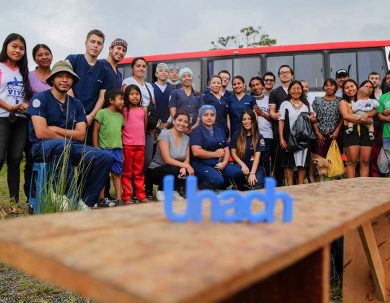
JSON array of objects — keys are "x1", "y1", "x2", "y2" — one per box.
[
  {"x1": 168, "y1": 67, "x2": 202, "y2": 133},
  {"x1": 190, "y1": 104, "x2": 242, "y2": 190}
]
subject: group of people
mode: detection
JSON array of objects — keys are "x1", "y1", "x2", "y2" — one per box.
[{"x1": 1, "y1": 29, "x2": 390, "y2": 209}]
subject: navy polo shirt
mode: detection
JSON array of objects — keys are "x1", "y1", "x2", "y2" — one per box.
[
  {"x1": 152, "y1": 82, "x2": 173, "y2": 123},
  {"x1": 190, "y1": 124, "x2": 227, "y2": 167},
  {"x1": 202, "y1": 92, "x2": 229, "y2": 136},
  {"x1": 168, "y1": 88, "x2": 202, "y2": 127},
  {"x1": 230, "y1": 133, "x2": 266, "y2": 167},
  {"x1": 100, "y1": 59, "x2": 122, "y2": 90},
  {"x1": 66, "y1": 54, "x2": 109, "y2": 114},
  {"x1": 227, "y1": 94, "x2": 256, "y2": 136},
  {"x1": 27, "y1": 90, "x2": 87, "y2": 144}
]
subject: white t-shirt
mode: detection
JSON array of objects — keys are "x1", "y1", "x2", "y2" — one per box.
[
  {"x1": 0, "y1": 63, "x2": 25, "y2": 117},
  {"x1": 255, "y1": 95, "x2": 273, "y2": 139},
  {"x1": 154, "y1": 82, "x2": 167, "y2": 93},
  {"x1": 122, "y1": 76, "x2": 154, "y2": 107}
]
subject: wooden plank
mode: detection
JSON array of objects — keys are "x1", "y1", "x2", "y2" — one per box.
[
  {"x1": 358, "y1": 222, "x2": 387, "y2": 301},
  {"x1": 222, "y1": 246, "x2": 330, "y2": 303},
  {"x1": 0, "y1": 177, "x2": 389, "y2": 303},
  {"x1": 344, "y1": 213, "x2": 390, "y2": 303}
]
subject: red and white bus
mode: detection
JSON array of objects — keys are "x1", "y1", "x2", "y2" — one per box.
[{"x1": 118, "y1": 40, "x2": 390, "y2": 94}]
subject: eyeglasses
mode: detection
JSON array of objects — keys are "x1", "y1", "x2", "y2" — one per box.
[
  {"x1": 264, "y1": 79, "x2": 275, "y2": 82},
  {"x1": 279, "y1": 71, "x2": 291, "y2": 75}
]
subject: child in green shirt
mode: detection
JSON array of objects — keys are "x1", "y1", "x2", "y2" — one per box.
[{"x1": 92, "y1": 89, "x2": 125, "y2": 206}]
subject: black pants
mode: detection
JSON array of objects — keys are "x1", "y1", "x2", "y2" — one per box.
[
  {"x1": 0, "y1": 117, "x2": 27, "y2": 202},
  {"x1": 146, "y1": 165, "x2": 183, "y2": 191}
]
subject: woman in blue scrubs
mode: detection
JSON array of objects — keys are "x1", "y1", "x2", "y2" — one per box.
[
  {"x1": 190, "y1": 105, "x2": 242, "y2": 189},
  {"x1": 230, "y1": 109, "x2": 266, "y2": 189},
  {"x1": 202, "y1": 75, "x2": 229, "y2": 138},
  {"x1": 227, "y1": 75, "x2": 256, "y2": 138}
]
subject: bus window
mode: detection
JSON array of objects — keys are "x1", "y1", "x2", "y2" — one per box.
[
  {"x1": 233, "y1": 57, "x2": 261, "y2": 84},
  {"x1": 266, "y1": 55, "x2": 293, "y2": 87},
  {"x1": 357, "y1": 50, "x2": 385, "y2": 82},
  {"x1": 208, "y1": 59, "x2": 233, "y2": 90},
  {"x1": 169, "y1": 60, "x2": 202, "y2": 92},
  {"x1": 121, "y1": 64, "x2": 132, "y2": 79},
  {"x1": 329, "y1": 52, "x2": 357, "y2": 82},
  {"x1": 294, "y1": 53, "x2": 324, "y2": 90}
]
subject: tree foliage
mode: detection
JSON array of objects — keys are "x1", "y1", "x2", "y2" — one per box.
[{"x1": 210, "y1": 26, "x2": 277, "y2": 50}]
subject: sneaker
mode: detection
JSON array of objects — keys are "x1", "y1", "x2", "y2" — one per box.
[
  {"x1": 173, "y1": 191, "x2": 184, "y2": 201},
  {"x1": 78, "y1": 199, "x2": 91, "y2": 211},
  {"x1": 147, "y1": 194, "x2": 154, "y2": 202},
  {"x1": 94, "y1": 198, "x2": 117, "y2": 208},
  {"x1": 156, "y1": 190, "x2": 164, "y2": 201},
  {"x1": 369, "y1": 132, "x2": 375, "y2": 141},
  {"x1": 131, "y1": 194, "x2": 139, "y2": 204}
]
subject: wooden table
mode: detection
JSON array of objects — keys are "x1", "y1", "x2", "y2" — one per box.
[{"x1": 0, "y1": 177, "x2": 389, "y2": 303}]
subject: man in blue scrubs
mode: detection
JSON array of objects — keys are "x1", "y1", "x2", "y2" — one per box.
[
  {"x1": 66, "y1": 29, "x2": 110, "y2": 145},
  {"x1": 27, "y1": 60, "x2": 113, "y2": 208},
  {"x1": 100, "y1": 38, "x2": 127, "y2": 90}
]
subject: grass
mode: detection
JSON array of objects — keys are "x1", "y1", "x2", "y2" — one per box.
[{"x1": 0, "y1": 160, "x2": 87, "y2": 302}]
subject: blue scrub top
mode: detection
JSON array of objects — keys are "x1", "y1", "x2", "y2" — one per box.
[
  {"x1": 168, "y1": 88, "x2": 202, "y2": 127},
  {"x1": 100, "y1": 59, "x2": 123, "y2": 90},
  {"x1": 66, "y1": 54, "x2": 109, "y2": 114},
  {"x1": 227, "y1": 94, "x2": 256, "y2": 136},
  {"x1": 202, "y1": 92, "x2": 229, "y2": 136},
  {"x1": 152, "y1": 83, "x2": 173, "y2": 123},
  {"x1": 27, "y1": 90, "x2": 87, "y2": 144},
  {"x1": 230, "y1": 132, "x2": 266, "y2": 168},
  {"x1": 190, "y1": 124, "x2": 227, "y2": 167}
]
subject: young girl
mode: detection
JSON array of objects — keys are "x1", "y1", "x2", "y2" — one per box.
[
  {"x1": 231, "y1": 109, "x2": 266, "y2": 189},
  {"x1": 121, "y1": 84, "x2": 148, "y2": 204},
  {"x1": 92, "y1": 89, "x2": 125, "y2": 207},
  {"x1": 0, "y1": 33, "x2": 30, "y2": 203}
]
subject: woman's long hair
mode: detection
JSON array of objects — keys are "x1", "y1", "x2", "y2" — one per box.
[
  {"x1": 235, "y1": 109, "x2": 259, "y2": 159},
  {"x1": 0, "y1": 33, "x2": 30, "y2": 99}
]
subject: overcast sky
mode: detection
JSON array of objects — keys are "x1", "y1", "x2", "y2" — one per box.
[{"x1": 1, "y1": 0, "x2": 389, "y2": 69}]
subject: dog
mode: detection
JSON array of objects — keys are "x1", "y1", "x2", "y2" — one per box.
[{"x1": 308, "y1": 153, "x2": 331, "y2": 183}]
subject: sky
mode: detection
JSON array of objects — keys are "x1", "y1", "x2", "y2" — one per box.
[{"x1": 1, "y1": 0, "x2": 389, "y2": 69}]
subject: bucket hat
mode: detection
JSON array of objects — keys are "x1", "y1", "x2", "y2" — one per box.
[{"x1": 46, "y1": 60, "x2": 80, "y2": 85}]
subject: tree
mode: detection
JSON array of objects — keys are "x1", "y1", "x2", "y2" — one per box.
[{"x1": 210, "y1": 26, "x2": 276, "y2": 50}]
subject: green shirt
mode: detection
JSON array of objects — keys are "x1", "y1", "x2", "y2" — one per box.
[
  {"x1": 95, "y1": 108, "x2": 124, "y2": 148},
  {"x1": 378, "y1": 91, "x2": 390, "y2": 139}
]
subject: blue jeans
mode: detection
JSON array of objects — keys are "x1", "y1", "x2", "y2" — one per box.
[{"x1": 32, "y1": 139, "x2": 113, "y2": 206}]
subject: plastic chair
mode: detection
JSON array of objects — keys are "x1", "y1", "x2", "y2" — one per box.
[{"x1": 29, "y1": 163, "x2": 51, "y2": 213}]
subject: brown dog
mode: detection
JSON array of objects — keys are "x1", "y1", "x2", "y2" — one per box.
[{"x1": 309, "y1": 153, "x2": 331, "y2": 183}]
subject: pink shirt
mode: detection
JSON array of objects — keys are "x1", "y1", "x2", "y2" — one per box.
[{"x1": 122, "y1": 107, "x2": 145, "y2": 145}]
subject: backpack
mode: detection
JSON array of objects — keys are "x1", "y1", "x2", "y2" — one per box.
[{"x1": 145, "y1": 84, "x2": 162, "y2": 131}]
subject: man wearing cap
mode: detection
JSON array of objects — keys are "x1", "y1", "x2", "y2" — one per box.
[
  {"x1": 27, "y1": 60, "x2": 113, "y2": 209},
  {"x1": 167, "y1": 64, "x2": 181, "y2": 89},
  {"x1": 152, "y1": 63, "x2": 173, "y2": 125},
  {"x1": 66, "y1": 29, "x2": 110, "y2": 145},
  {"x1": 100, "y1": 38, "x2": 128, "y2": 90},
  {"x1": 335, "y1": 69, "x2": 349, "y2": 97}
]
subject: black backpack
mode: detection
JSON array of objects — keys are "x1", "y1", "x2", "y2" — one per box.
[{"x1": 145, "y1": 84, "x2": 161, "y2": 131}]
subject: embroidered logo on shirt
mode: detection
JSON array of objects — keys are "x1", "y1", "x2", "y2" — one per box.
[{"x1": 32, "y1": 99, "x2": 41, "y2": 108}]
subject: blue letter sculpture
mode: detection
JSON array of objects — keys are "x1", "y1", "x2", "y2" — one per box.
[{"x1": 163, "y1": 176, "x2": 293, "y2": 223}]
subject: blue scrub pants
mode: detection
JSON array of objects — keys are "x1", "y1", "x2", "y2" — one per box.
[
  {"x1": 193, "y1": 162, "x2": 242, "y2": 190},
  {"x1": 32, "y1": 139, "x2": 112, "y2": 207}
]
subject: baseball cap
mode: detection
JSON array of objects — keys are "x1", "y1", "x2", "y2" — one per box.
[{"x1": 335, "y1": 69, "x2": 349, "y2": 78}]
